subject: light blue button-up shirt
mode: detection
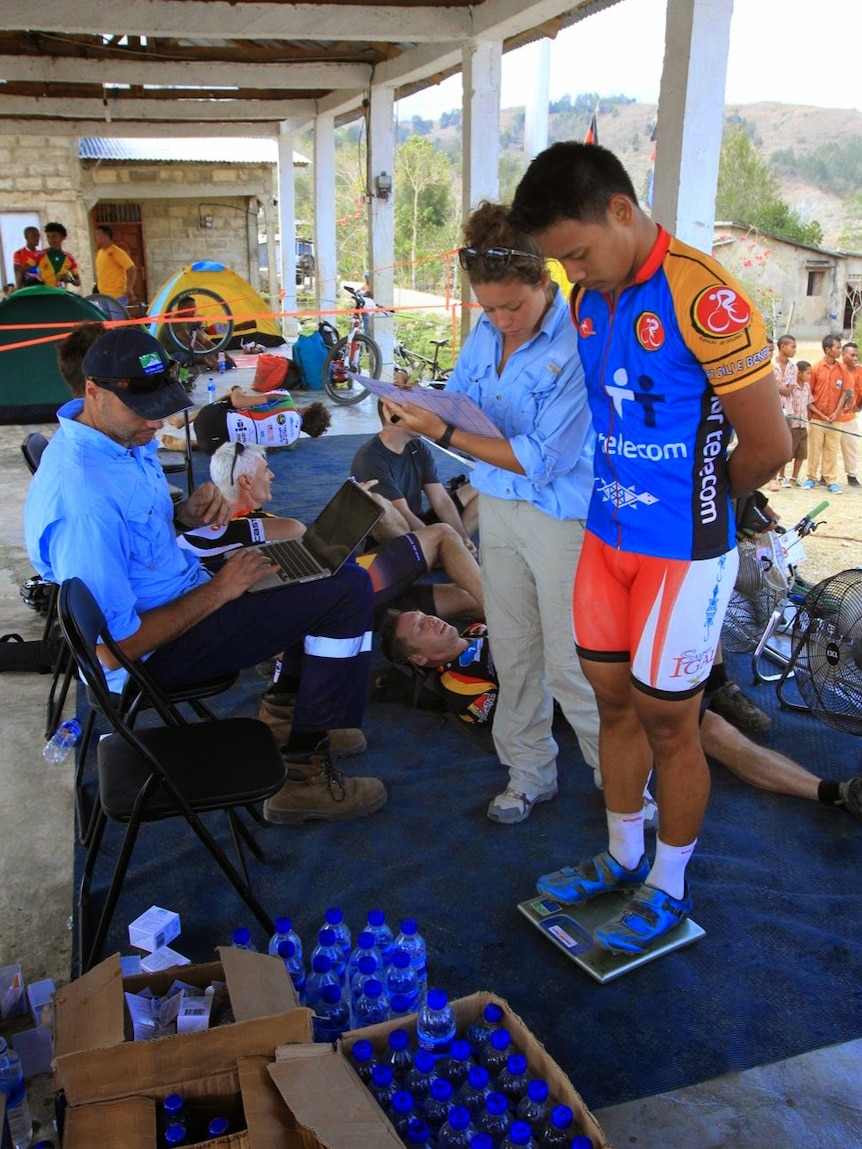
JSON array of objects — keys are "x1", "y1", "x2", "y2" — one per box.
[
  {"x1": 445, "y1": 284, "x2": 594, "y2": 520},
  {"x1": 25, "y1": 399, "x2": 208, "y2": 688}
]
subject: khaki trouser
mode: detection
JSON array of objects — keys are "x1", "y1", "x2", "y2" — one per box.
[
  {"x1": 478, "y1": 493, "x2": 600, "y2": 797},
  {"x1": 807, "y1": 420, "x2": 842, "y2": 485},
  {"x1": 839, "y1": 415, "x2": 858, "y2": 477}
]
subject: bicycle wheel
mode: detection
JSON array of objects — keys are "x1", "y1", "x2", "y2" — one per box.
[
  {"x1": 323, "y1": 333, "x2": 380, "y2": 404},
  {"x1": 429, "y1": 367, "x2": 452, "y2": 389},
  {"x1": 164, "y1": 287, "x2": 234, "y2": 358}
]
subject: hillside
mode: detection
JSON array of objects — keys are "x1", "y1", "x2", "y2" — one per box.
[{"x1": 493, "y1": 100, "x2": 862, "y2": 247}]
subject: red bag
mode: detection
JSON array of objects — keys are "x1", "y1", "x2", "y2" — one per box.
[{"x1": 252, "y1": 354, "x2": 290, "y2": 392}]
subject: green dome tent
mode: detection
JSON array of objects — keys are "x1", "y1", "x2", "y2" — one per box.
[{"x1": 0, "y1": 287, "x2": 106, "y2": 423}]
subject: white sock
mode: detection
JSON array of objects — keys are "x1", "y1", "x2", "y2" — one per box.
[
  {"x1": 647, "y1": 837, "x2": 697, "y2": 900},
  {"x1": 606, "y1": 808, "x2": 645, "y2": 871}
]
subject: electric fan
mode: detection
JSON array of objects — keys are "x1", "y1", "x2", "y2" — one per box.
[
  {"x1": 777, "y1": 568, "x2": 862, "y2": 735},
  {"x1": 721, "y1": 534, "x2": 789, "y2": 653}
]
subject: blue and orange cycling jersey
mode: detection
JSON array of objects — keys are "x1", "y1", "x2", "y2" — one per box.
[{"x1": 571, "y1": 227, "x2": 770, "y2": 561}]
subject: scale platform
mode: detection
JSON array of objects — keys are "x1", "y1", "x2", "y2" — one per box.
[{"x1": 517, "y1": 891, "x2": 705, "y2": 983}]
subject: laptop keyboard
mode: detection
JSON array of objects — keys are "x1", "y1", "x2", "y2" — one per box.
[{"x1": 260, "y1": 540, "x2": 326, "y2": 582}]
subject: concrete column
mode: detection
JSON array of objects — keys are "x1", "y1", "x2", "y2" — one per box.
[
  {"x1": 652, "y1": 0, "x2": 734, "y2": 254},
  {"x1": 367, "y1": 85, "x2": 395, "y2": 375},
  {"x1": 461, "y1": 39, "x2": 502, "y2": 338},
  {"x1": 262, "y1": 192, "x2": 279, "y2": 329},
  {"x1": 524, "y1": 39, "x2": 550, "y2": 163},
  {"x1": 313, "y1": 113, "x2": 337, "y2": 324},
  {"x1": 277, "y1": 124, "x2": 299, "y2": 338}
]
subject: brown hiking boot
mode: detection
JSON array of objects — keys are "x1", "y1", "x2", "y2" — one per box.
[
  {"x1": 263, "y1": 747, "x2": 386, "y2": 824},
  {"x1": 257, "y1": 693, "x2": 367, "y2": 757}
]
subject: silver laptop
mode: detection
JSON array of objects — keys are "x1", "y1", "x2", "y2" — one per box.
[
  {"x1": 517, "y1": 892, "x2": 705, "y2": 983},
  {"x1": 249, "y1": 480, "x2": 383, "y2": 592}
]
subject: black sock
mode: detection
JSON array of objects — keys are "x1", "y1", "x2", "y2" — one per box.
[
  {"x1": 818, "y1": 780, "x2": 842, "y2": 806},
  {"x1": 285, "y1": 730, "x2": 325, "y2": 755},
  {"x1": 705, "y1": 663, "x2": 728, "y2": 694}
]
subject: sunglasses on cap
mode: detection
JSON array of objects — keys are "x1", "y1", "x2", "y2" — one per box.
[{"x1": 458, "y1": 246, "x2": 543, "y2": 272}]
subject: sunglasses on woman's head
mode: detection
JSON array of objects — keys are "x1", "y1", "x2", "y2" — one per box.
[{"x1": 458, "y1": 246, "x2": 543, "y2": 272}]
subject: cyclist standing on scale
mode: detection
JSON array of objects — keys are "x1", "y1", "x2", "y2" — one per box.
[{"x1": 509, "y1": 142, "x2": 790, "y2": 953}]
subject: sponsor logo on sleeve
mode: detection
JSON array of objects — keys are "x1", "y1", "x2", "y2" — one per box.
[{"x1": 693, "y1": 285, "x2": 752, "y2": 337}]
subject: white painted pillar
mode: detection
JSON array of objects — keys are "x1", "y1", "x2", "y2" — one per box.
[
  {"x1": 524, "y1": 39, "x2": 550, "y2": 163},
  {"x1": 277, "y1": 125, "x2": 299, "y2": 339},
  {"x1": 313, "y1": 113, "x2": 338, "y2": 326},
  {"x1": 461, "y1": 39, "x2": 502, "y2": 337},
  {"x1": 262, "y1": 193, "x2": 278, "y2": 323},
  {"x1": 652, "y1": 0, "x2": 734, "y2": 254},
  {"x1": 367, "y1": 86, "x2": 395, "y2": 376}
]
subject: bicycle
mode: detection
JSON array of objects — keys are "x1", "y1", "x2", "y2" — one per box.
[
  {"x1": 393, "y1": 337, "x2": 452, "y2": 388},
  {"x1": 322, "y1": 284, "x2": 382, "y2": 405},
  {"x1": 163, "y1": 286, "x2": 234, "y2": 360}
]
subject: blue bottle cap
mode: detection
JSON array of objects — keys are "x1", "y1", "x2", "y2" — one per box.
[
  {"x1": 470, "y1": 1136, "x2": 493, "y2": 1149},
  {"x1": 405, "y1": 1118, "x2": 430, "y2": 1145},
  {"x1": 208, "y1": 1117, "x2": 230, "y2": 1137},
  {"x1": 392, "y1": 1090, "x2": 414, "y2": 1115},
  {"x1": 390, "y1": 992, "x2": 411, "y2": 1013},
  {"x1": 400, "y1": 918, "x2": 418, "y2": 935},
  {"x1": 322, "y1": 983, "x2": 342, "y2": 1004},
  {"x1": 389, "y1": 1028, "x2": 410, "y2": 1050},
  {"x1": 484, "y1": 1002, "x2": 504, "y2": 1023},
  {"x1": 489, "y1": 1027, "x2": 511, "y2": 1051},
  {"x1": 426, "y1": 987, "x2": 447, "y2": 1010},
  {"x1": 414, "y1": 1050, "x2": 436, "y2": 1073},
  {"x1": 508, "y1": 1121, "x2": 533, "y2": 1146},
  {"x1": 274, "y1": 916, "x2": 291, "y2": 932},
  {"x1": 391, "y1": 948, "x2": 410, "y2": 968},
  {"x1": 231, "y1": 926, "x2": 251, "y2": 946},
  {"x1": 430, "y1": 1078, "x2": 453, "y2": 1100},
  {"x1": 325, "y1": 907, "x2": 343, "y2": 925},
  {"x1": 163, "y1": 1093, "x2": 184, "y2": 1115},
  {"x1": 358, "y1": 955, "x2": 376, "y2": 974},
  {"x1": 352, "y1": 1039, "x2": 374, "y2": 1062},
  {"x1": 277, "y1": 939, "x2": 296, "y2": 959},
  {"x1": 506, "y1": 1052, "x2": 528, "y2": 1075},
  {"x1": 318, "y1": 927, "x2": 337, "y2": 945},
  {"x1": 357, "y1": 930, "x2": 375, "y2": 948},
  {"x1": 447, "y1": 1106, "x2": 470, "y2": 1131},
  {"x1": 527, "y1": 1078, "x2": 549, "y2": 1101},
  {"x1": 571, "y1": 1138, "x2": 594, "y2": 1149},
  {"x1": 550, "y1": 1104, "x2": 574, "y2": 1129},
  {"x1": 312, "y1": 953, "x2": 332, "y2": 972},
  {"x1": 363, "y1": 978, "x2": 382, "y2": 997},
  {"x1": 486, "y1": 1092, "x2": 508, "y2": 1115},
  {"x1": 367, "y1": 908, "x2": 386, "y2": 926},
  {"x1": 164, "y1": 1122, "x2": 187, "y2": 1146},
  {"x1": 372, "y1": 1064, "x2": 394, "y2": 1086},
  {"x1": 450, "y1": 1038, "x2": 472, "y2": 1061},
  {"x1": 468, "y1": 1064, "x2": 489, "y2": 1087}
]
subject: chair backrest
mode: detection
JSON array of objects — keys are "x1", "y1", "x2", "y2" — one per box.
[{"x1": 21, "y1": 431, "x2": 49, "y2": 475}]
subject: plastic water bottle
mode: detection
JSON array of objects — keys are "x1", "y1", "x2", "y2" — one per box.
[
  {"x1": 218, "y1": 351, "x2": 226, "y2": 374},
  {"x1": 416, "y1": 987, "x2": 456, "y2": 1059},
  {"x1": 43, "y1": 717, "x2": 81, "y2": 764},
  {"x1": 405, "y1": 1118, "x2": 431, "y2": 1146},
  {"x1": 276, "y1": 939, "x2": 306, "y2": 1003},
  {"x1": 352, "y1": 977, "x2": 389, "y2": 1028},
  {"x1": 466, "y1": 1002, "x2": 505, "y2": 1052},
  {"x1": 439, "y1": 1038, "x2": 473, "y2": 1090},
  {"x1": 470, "y1": 1136, "x2": 494, "y2": 1149},
  {"x1": 230, "y1": 926, "x2": 257, "y2": 951},
  {"x1": 475, "y1": 1091, "x2": 512, "y2": 1144},
  {"x1": 0, "y1": 1037, "x2": 32, "y2": 1149},
  {"x1": 321, "y1": 907, "x2": 352, "y2": 960},
  {"x1": 304, "y1": 953, "x2": 342, "y2": 1014},
  {"x1": 385, "y1": 947, "x2": 420, "y2": 1015},
  {"x1": 423, "y1": 1078, "x2": 454, "y2": 1134},
  {"x1": 364, "y1": 908, "x2": 395, "y2": 965},
  {"x1": 311, "y1": 927, "x2": 346, "y2": 986},
  {"x1": 311, "y1": 982, "x2": 350, "y2": 1044},
  {"x1": 570, "y1": 1137, "x2": 594, "y2": 1149},
  {"x1": 480, "y1": 1028, "x2": 513, "y2": 1079},
  {"x1": 347, "y1": 930, "x2": 383, "y2": 987},
  {"x1": 437, "y1": 1104, "x2": 476, "y2": 1149},
  {"x1": 207, "y1": 1117, "x2": 230, "y2": 1138},
  {"x1": 500, "y1": 1121, "x2": 538, "y2": 1149},
  {"x1": 349, "y1": 1038, "x2": 378, "y2": 1086},
  {"x1": 394, "y1": 918, "x2": 428, "y2": 997},
  {"x1": 403, "y1": 1049, "x2": 438, "y2": 1110},
  {"x1": 497, "y1": 1053, "x2": 531, "y2": 1108},
  {"x1": 385, "y1": 1027, "x2": 414, "y2": 1083},
  {"x1": 516, "y1": 1080, "x2": 551, "y2": 1127},
  {"x1": 539, "y1": 1105, "x2": 578, "y2": 1148},
  {"x1": 207, "y1": 376, "x2": 216, "y2": 402},
  {"x1": 268, "y1": 915, "x2": 303, "y2": 961},
  {"x1": 390, "y1": 1090, "x2": 419, "y2": 1139},
  {"x1": 456, "y1": 1064, "x2": 492, "y2": 1119},
  {"x1": 369, "y1": 1063, "x2": 398, "y2": 1111}
]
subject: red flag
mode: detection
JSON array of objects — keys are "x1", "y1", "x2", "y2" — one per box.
[{"x1": 584, "y1": 111, "x2": 598, "y2": 146}]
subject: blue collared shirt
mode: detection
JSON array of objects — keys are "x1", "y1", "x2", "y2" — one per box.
[
  {"x1": 25, "y1": 399, "x2": 208, "y2": 688},
  {"x1": 445, "y1": 284, "x2": 594, "y2": 519}
]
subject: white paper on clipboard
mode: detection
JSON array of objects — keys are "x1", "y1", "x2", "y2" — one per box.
[{"x1": 354, "y1": 374, "x2": 505, "y2": 439}]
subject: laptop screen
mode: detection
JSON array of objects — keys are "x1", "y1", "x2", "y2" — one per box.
[{"x1": 303, "y1": 481, "x2": 383, "y2": 572}]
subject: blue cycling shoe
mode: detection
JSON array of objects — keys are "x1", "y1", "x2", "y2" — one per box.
[
  {"x1": 536, "y1": 850, "x2": 650, "y2": 904},
  {"x1": 593, "y1": 883, "x2": 693, "y2": 954}
]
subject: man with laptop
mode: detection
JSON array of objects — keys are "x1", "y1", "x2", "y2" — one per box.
[{"x1": 25, "y1": 327, "x2": 386, "y2": 825}]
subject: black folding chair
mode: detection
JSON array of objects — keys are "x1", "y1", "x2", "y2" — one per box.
[{"x1": 58, "y1": 577, "x2": 285, "y2": 973}]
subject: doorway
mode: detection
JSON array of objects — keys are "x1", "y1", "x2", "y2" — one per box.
[{"x1": 90, "y1": 204, "x2": 147, "y2": 314}]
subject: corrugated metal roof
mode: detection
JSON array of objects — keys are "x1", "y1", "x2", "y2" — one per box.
[{"x1": 78, "y1": 138, "x2": 309, "y2": 164}]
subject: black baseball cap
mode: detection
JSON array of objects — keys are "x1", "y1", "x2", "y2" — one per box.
[{"x1": 81, "y1": 328, "x2": 193, "y2": 419}]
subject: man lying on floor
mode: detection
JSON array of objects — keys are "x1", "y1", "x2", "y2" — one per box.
[
  {"x1": 179, "y1": 440, "x2": 485, "y2": 751},
  {"x1": 381, "y1": 608, "x2": 862, "y2": 824},
  {"x1": 25, "y1": 327, "x2": 386, "y2": 827}
]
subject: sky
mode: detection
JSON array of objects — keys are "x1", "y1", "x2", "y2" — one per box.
[{"x1": 398, "y1": 0, "x2": 862, "y2": 120}]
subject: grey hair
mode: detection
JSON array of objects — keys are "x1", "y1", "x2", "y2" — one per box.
[{"x1": 209, "y1": 440, "x2": 268, "y2": 501}]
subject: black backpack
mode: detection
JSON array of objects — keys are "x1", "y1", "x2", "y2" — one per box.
[{"x1": 373, "y1": 659, "x2": 447, "y2": 712}]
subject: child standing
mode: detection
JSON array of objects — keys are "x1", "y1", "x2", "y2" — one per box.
[{"x1": 786, "y1": 360, "x2": 812, "y2": 485}]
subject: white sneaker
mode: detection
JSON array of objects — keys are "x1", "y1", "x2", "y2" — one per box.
[{"x1": 487, "y1": 785, "x2": 558, "y2": 825}]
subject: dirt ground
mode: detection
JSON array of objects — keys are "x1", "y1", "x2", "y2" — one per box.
[{"x1": 763, "y1": 340, "x2": 861, "y2": 586}]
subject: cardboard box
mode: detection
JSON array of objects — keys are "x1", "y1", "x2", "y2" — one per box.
[
  {"x1": 268, "y1": 991, "x2": 611, "y2": 1149},
  {"x1": 54, "y1": 947, "x2": 310, "y2": 1149}
]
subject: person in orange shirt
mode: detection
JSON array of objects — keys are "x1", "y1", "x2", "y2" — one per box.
[
  {"x1": 839, "y1": 341, "x2": 862, "y2": 487},
  {"x1": 803, "y1": 333, "x2": 854, "y2": 493}
]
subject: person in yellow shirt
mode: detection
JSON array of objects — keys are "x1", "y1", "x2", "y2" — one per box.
[{"x1": 94, "y1": 225, "x2": 136, "y2": 305}]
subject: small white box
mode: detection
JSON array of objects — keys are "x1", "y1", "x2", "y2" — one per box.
[
  {"x1": 128, "y1": 906, "x2": 181, "y2": 953},
  {"x1": 176, "y1": 992, "x2": 213, "y2": 1034},
  {"x1": 140, "y1": 945, "x2": 190, "y2": 973}
]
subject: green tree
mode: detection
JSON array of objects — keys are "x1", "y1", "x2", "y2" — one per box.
[{"x1": 394, "y1": 135, "x2": 454, "y2": 290}]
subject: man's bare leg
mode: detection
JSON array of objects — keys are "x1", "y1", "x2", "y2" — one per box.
[
  {"x1": 700, "y1": 709, "x2": 820, "y2": 799},
  {"x1": 416, "y1": 523, "x2": 484, "y2": 613}
]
